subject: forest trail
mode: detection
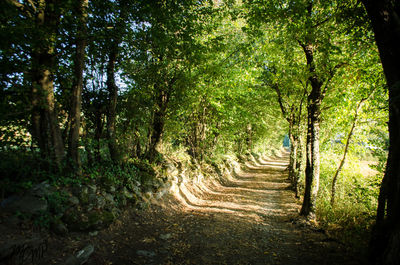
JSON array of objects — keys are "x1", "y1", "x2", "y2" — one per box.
[{"x1": 43, "y1": 153, "x2": 363, "y2": 265}]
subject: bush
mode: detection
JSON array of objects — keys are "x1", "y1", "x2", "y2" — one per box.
[
  {"x1": 316, "y1": 151, "x2": 381, "y2": 251},
  {"x1": 0, "y1": 149, "x2": 55, "y2": 198}
]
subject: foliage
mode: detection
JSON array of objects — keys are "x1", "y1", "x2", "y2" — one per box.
[
  {"x1": 47, "y1": 190, "x2": 69, "y2": 215},
  {"x1": 0, "y1": 0, "x2": 391, "y2": 254},
  {"x1": 317, "y1": 151, "x2": 381, "y2": 248},
  {"x1": 0, "y1": 150, "x2": 52, "y2": 198}
]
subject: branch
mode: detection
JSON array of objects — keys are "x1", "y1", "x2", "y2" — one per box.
[
  {"x1": 220, "y1": 45, "x2": 244, "y2": 66},
  {"x1": 5, "y1": 0, "x2": 33, "y2": 17},
  {"x1": 297, "y1": 39, "x2": 306, "y2": 51},
  {"x1": 321, "y1": 62, "x2": 347, "y2": 99},
  {"x1": 272, "y1": 83, "x2": 290, "y2": 122},
  {"x1": 312, "y1": 4, "x2": 340, "y2": 28},
  {"x1": 0, "y1": 107, "x2": 32, "y2": 118},
  {"x1": 362, "y1": 85, "x2": 376, "y2": 103},
  {"x1": 26, "y1": 0, "x2": 37, "y2": 12},
  {"x1": 6, "y1": 0, "x2": 24, "y2": 9},
  {"x1": 312, "y1": 16, "x2": 332, "y2": 28},
  {"x1": 320, "y1": 105, "x2": 333, "y2": 112},
  {"x1": 295, "y1": 89, "x2": 307, "y2": 125}
]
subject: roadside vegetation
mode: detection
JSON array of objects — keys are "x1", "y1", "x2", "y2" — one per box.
[{"x1": 1, "y1": 1, "x2": 398, "y2": 264}]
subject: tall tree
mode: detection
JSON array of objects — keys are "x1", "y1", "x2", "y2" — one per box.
[
  {"x1": 68, "y1": 0, "x2": 89, "y2": 171},
  {"x1": 88, "y1": 0, "x2": 133, "y2": 164},
  {"x1": 244, "y1": 0, "x2": 349, "y2": 219},
  {"x1": 361, "y1": 1, "x2": 400, "y2": 264},
  {"x1": 6, "y1": 0, "x2": 65, "y2": 167},
  {"x1": 330, "y1": 94, "x2": 370, "y2": 206},
  {"x1": 295, "y1": 1, "x2": 345, "y2": 219},
  {"x1": 262, "y1": 62, "x2": 306, "y2": 197},
  {"x1": 106, "y1": 43, "x2": 120, "y2": 163},
  {"x1": 125, "y1": 0, "x2": 216, "y2": 162}
]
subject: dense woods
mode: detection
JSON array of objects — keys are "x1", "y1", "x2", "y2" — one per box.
[{"x1": 0, "y1": 0, "x2": 399, "y2": 264}]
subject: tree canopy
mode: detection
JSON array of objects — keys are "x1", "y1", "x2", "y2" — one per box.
[{"x1": 1, "y1": 0, "x2": 398, "y2": 264}]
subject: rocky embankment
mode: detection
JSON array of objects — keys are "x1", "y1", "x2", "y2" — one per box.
[
  {"x1": 0, "y1": 161, "x2": 181, "y2": 264},
  {"x1": 0, "y1": 153, "x2": 259, "y2": 264}
]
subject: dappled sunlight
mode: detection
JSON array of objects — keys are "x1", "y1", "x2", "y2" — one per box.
[
  {"x1": 247, "y1": 154, "x2": 290, "y2": 168},
  {"x1": 170, "y1": 154, "x2": 300, "y2": 222}
]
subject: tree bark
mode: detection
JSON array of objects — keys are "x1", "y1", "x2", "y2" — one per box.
[
  {"x1": 106, "y1": 48, "x2": 120, "y2": 164},
  {"x1": 288, "y1": 125, "x2": 294, "y2": 180},
  {"x1": 272, "y1": 84, "x2": 295, "y2": 183},
  {"x1": 148, "y1": 86, "x2": 170, "y2": 162},
  {"x1": 29, "y1": 0, "x2": 64, "y2": 167},
  {"x1": 104, "y1": 1, "x2": 129, "y2": 164},
  {"x1": 68, "y1": 0, "x2": 88, "y2": 172},
  {"x1": 299, "y1": 42, "x2": 323, "y2": 220},
  {"x1": 331, "y1": 97, "x2": 368, "y2": 206},
  {"x1": 246, "y1": 123, "x2": 253, "y2": 151},
  {"x1": 294, "y1": 133, "x2": 304, "y2": 198},
  {"x1": 94, "y1": 110, "x2": 104, "y2": 162},
  {"x1": 361, "y1": 1, "x2": 400, "y2": 264},
  {"x1": 289, "y1": 133, "x2": 298, "y2": 184},
  {"x1": 301, "y1": 96, "x2": 321, "y2": 219},
  {"x1": 271, "y1": 83, "x2": 304, "y2": 191}
]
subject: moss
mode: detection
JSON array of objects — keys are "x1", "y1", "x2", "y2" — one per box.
[
  {"x1": 79, "y1": 191, "x2": 89, "y2": 205},
  {"x1": 140, "y1": 171, "x2": 155, "y2": 185},
  {"x1": 63, "y1": 208, "x2": 116, "y2": 232},
  {"x1": 134, "y1": 160, "x2": 155, "y2": 175},
  {"x1": 86, "y1": 210, "x2": 115, "y2": 230},
  {"x1": 63, "y1": 208, "x2": 89, "y2": 231},
  {"x1": 101, "y1": 211, "x2": 115, "y2": 225},
  {"x1": 88, "y1": 211, "x2": 101, "y2": 226},
  {"x1": 63, "y1": 209, "x2": 78, "y2": 225},
  {"x1": 99, "y1": 176, "x2": 115, "y2": 187}
]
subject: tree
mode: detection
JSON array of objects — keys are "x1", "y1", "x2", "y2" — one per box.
[
  {"x1": 297, "y1": 3, "x2": 346, "y2": 219},
  {"x1": 123, "y1": 0, "x2": 217, "y2": 162},
  {"x1": 86, "y1": 0, "x2": 137, "y2": 164},
  {"x1": 244, "y1": 0, "x2": 351, "y2": 219},
  {"x1": 259, "y1": 30, "x2": 307, "y2": 197},
  {"x1": 361, "y1": 1, "x2": 400, "y2": 264},
  {"x1": 67, "y1": 0, "x2": 89, "y2": 172},
  {"x1": 330, "y1": 92, "x2": 372, "y2": 206},
  {"x1": 5, "y1": 0, "x2": 66, "y2": 167}
]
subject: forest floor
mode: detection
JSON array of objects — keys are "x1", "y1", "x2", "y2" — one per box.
[{"x1": 5, "y1": 153, "x2": 367, "y2": 265}]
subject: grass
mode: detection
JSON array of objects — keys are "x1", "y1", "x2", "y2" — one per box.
[{"x1": 316, "y1": 150, "x2": 382, "y2": 253}]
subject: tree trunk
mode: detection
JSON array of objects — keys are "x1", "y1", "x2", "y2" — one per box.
[
  {"x1": 331, "y1": 97, "x2": 366, "y2": 206},
  {"x1": 330, "y1": 115, "x2": 356, "y2": 206},
  {"x1": 299, "y1": 43, "x2": 323, "y2": 220},
  {"x1": 300, "y1": 98, "x2": 321, "y2": 219},
  {"x1": 31, "y1": 90, "x2": 48, "y2": 155},
  {"x1": 288, "y1": 124, "x2": 298, "y2": 183},
  {"x1": 83, "y1": 127, "x2": 93, "y2": 166},
  {"x1": 104, "y1": 1, "x2": 129, "y2": 164},
  {"x1": 294, "y1": 133, "x2": 304, "y2": 198},
  {"x1": 148, "y1": 87, "x2": 169, "y2": 162},
  {"x1": 94, "y1": 111, "x2": 104, "y2": 161},
  {"x1": 106, "y1": 49, "x2": 120, "y2": 164},
  {"x1": 30, "y1": 0, "x2": 64, "y2": 167},
  {"x1": 361, "y1": 1, "x2": 400, "y2": 264},
  {"x1": 288, "y1": 126, "x2": 294, "y2": 181},
  {"x1": 246, "y1": 123, "x2": 253, "y2": 151},
  {"x1": 271, "y1": 83, "x2": 304, "y2": 191},
  {"x1": 289, "y1": 133, "x2": 299, "y2": 189},
  {"x1": 68, "y1": 0, "x2": 88, "y2": 172}
]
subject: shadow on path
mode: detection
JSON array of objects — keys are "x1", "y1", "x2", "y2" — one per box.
[{"x1": 40, "y1": 151, "x2": 364, "y2": 265}]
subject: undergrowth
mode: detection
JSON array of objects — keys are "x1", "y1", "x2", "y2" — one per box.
[
  {"x1": 316, "y1": 150, "x2": 382, "y2": 252},
  {"x1": 0, "y1": 148, "x2": 157, "y2": 200}
]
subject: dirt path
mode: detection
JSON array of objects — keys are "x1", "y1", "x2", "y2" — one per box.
[{"x1": 42, "y1": 153, "x2": 364, "y2": 265}]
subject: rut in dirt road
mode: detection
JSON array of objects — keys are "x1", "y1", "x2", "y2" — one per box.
[
  {"x1": 157, "y1": 152, "x2": 363, "y2": 265},
  {"x1": 174, "y1": 152, "x2": 300, "y2": 223},
  {"x1": 42, "y1": 153, "x2": 363, "y2": 265}
]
